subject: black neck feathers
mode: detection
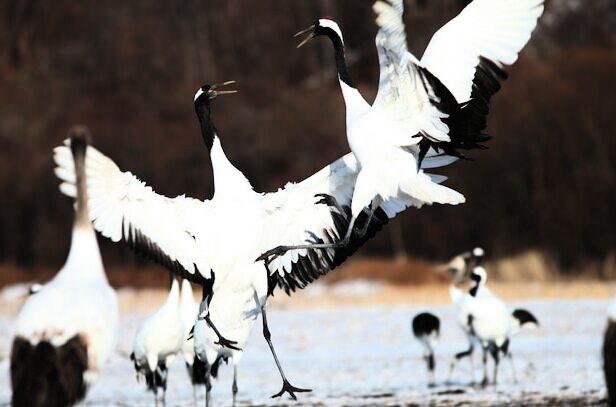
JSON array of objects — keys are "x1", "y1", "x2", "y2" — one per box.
[
  {"x1": 195, "y1": 101, "x2": 215, "y2": 151},
  {"x1": 322, "y1": 27, "x2": 354, "y2": 88},
  {"x1": 69, "y1": 127, "x2": 91, "y2": 227},
  {"x1": 469, "y1": 272, "x2": 482, "y2": 297}
]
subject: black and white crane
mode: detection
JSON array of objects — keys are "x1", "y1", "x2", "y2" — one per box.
[
  {"x1": 467, "y1": 265, "x2": 539, "y2": 386},
  {"x1": 258, "y1": 0, "x2": 544, "y2": 263},
  {"x1": 472, "y1": 248, "x2": 539, "y2": 379},
  {"x1": 411, "y1": 312, "x2": 440, "y2": 386},
  {"x1": 11, "y1": 128, "x2": 118, "y2": 407},
  {"x1": 466, "y1": 266, "x2": 512, "y2": 386},
  {"x1": 447, "y1": 248, "x2": 539, "y2": 385},
  {"x1": 445, "y1": 249, "x2": 477, "y2": 383},
  {"x1": 603, "y1": 298, "x2": 616, "y2": 405},
  {"x1": 54, "y1": 81, "x2": 447, "y2": 400},
  {"x1": 130, "y1": 273, "x2": 184, "y2": 406},
  {"x1": 179, "y1": 279, "x2": 209, "y2": 406}
]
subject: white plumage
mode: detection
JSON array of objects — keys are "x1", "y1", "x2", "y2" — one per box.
[
  {"x1": 279, "y1": 0, "x2": 544, "y2": 259},
  {"x1": 52, "y1": 91, "x2": 410, "y2": 293},
  {"x1": 53, "y1": 83, "x2": 413, "y2": 399},
  {"x1": 14, "y1": 234, "x2": 118, "y2": 365},
  {"x1": 467, "y1": 267, "x2": 512, "y2": 345},
  {"x1": 131, "y1": 275, "x2": 184, "y2": 405},
  {"x1": 466, "y1": 266, "x2": 512, "y2": 385},
  {"x1": 420, "y1": 0, "x2": 545, "y2": 103},
  {"x1": 11, "y1": 130, "x2": 118, "y2": 406},
  {"x1": 445, "y1": 251, "x2": 478, "y2": 382},
  {"x1": 447, "y1": 248, "x2": 539, "y2": 386}
]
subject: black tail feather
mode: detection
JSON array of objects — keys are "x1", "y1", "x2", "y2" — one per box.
[
  {"x1": 11, "y1": 335, "x2": 88, "y2": 407},
  {"x1": 188, "y1": 355, "x2": 209, "y2": 385},
  {"x1": 412, "y1": 312, "x2": 440, "y2": 337},
  {"x1": 271, "y1": 202, "x2": 389, "y2": 295},
  {"x1": 210, "y1": 355, "x2": 227, "y2": 379},
  {"x1": 145, "y1": 363, "x2": 167, "y2": 392},
  {"x1": 603, "y1": 320, "x2": 616, "y2": 405}
]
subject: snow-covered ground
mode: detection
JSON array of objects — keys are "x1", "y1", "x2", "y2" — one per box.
[{"x1": 0, "y1": 294, "x2": 608, "y2": 406}]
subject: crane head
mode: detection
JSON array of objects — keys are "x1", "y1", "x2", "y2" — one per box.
[
  {"x1": 295, "y1": 18, "x2": 343, "y2": 48},
  {"x1": 194, "y1": 81, "x2": 237, "y2": 104}
]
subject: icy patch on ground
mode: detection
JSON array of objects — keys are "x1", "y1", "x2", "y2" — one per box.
[{"x1": 0, "y1": 300, "x2": 608, "y2": 406}]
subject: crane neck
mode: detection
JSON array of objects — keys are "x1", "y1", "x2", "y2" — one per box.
[
  {"x1": 57, "y1": 137, "x2": 107, "y2": 282},
  {"x1": 323, "y1": 32, "x2": 370, "y2": 118},
  {"x1": 71, "y1": 136, "x2": 91, "y2": 228},
  {"x1": 196, "y1": 102, "x2": 216, "y2": 151},
  {"x1": 195, "y1": 100, "x2": 253, "y2": 197},
  {"x1": 328, "y1": 32, "x2": 354, "y2": 88},
  {"x1": 58, "y1": 227, "x2": 107, "y2": 282}
]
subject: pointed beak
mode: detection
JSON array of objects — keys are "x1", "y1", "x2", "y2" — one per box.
[
  {"x1": 294, "y1": 25, "x2": 316, "y2": 48},
  {"x1": 209, "y1": 81, "x2": 238, "y2": 98}
]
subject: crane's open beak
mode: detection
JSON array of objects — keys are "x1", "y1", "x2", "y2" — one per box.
[
  {"x1": 294, "y1": 25, "x2": 316, "y2": 49},
  {"x1": 210, "y1": 81, "x2": 238, "y2": 97}
]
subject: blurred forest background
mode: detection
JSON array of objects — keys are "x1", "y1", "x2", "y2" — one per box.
[{"x1": 0, "y1": 0, "x2": 614, "y2": 285}]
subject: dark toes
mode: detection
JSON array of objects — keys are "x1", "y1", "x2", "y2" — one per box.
[{"x1": 271, "y1": 381, "x2": 311, "y2": 400}]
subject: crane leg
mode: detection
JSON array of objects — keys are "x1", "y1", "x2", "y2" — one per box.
[
  {"x1": 448, "y1": 341, "x2": 474, "y2": 382},
  {"x1": 256, "y1": 194, "x2": 378, "y2": 267},
  {"x1": 480, "y1": 347, "x2": 489, "y2": 387},
  {"x1": 490, "y1": 344, "x2": 500, "y2": 385},
  {"x1": 232, "y1": 365, "x2": 238, "y2": 406},
  {"x1": 201, "y1": 313, "x2": 242, "y2": 351},
  {"x1": 152, "y1": 371, "x2": 159, "y2": 407},
  {"x1": 354, "y1": 203, "x2": 376, "y2": 239},
  {"x1": 426, "y1": 350, "x2": 436, "y2": 387},
  {"x1": 205, "y1": 370, "x2": 212, "y2": 407},
  {"x1": 501, "y1": 339, "x2": 517, "y2": 383},
  {"x1": 255, "y1": 293, "x2": 311, "y2": 399}
]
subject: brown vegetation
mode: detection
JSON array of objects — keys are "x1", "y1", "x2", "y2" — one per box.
[{"x1": 0, "y1": 0, "x2": 614, "y2": 285}]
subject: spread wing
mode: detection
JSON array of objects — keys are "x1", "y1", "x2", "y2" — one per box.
[
  {"x1": 53, "y1": 142, "x2": 212, "y2": 285},
  {"x1": 372, "y1": 0, "x2": 451, "y2": 144},
  {"x1": 420, "y1": 0, "x2": 544, "y2": 103},
  {"x1": 259, "y1": 151, "x2": 453, "y2": 294},
  {"x1": 372, "y1": 0, "x2": 542, "y2": 162}
]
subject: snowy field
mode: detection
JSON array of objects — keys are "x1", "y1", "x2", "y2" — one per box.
[{"x1": 0, "y1": 287, "x2": 609, "y2": 406}]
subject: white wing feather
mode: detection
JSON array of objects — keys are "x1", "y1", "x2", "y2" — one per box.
[
  {"x1": 421, "y1": 0, "x2": 544, "y2": 103},
  {"x1": 372, "y1": 0, "x2": 451, "y2": 143},
  {"x1": 260, "y1": 153, "x2": 366, "y2": 275},
  {"x1": 259, "y1": 149, "x2": 456, "y2": 283},
  {"x1": 53, "y1": 142, "x2": 212, "y2": 279}
]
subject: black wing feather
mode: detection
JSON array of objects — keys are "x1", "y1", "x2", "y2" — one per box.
[
  {"x1": 270, "y1": 201, "x2": 389, "y2": 295},
  {"x1": 416, "y1": 56, "x2": 507, "y2": 166}
]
